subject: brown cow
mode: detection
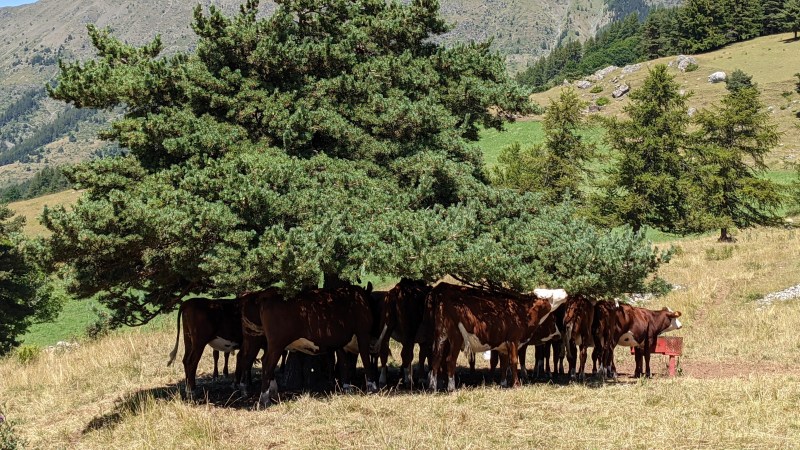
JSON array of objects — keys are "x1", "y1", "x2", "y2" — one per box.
[
  {"x1": 166, "y1": 297, "x2": 242, "y2": 396},
  {"x1": 234, "y1": 289, "x2": 281, "y2": 394},
  {"x1": 486, "y1": 312, "x2": 562, "y2": 383},
  {"x1": 591, "y1": 300, "x2": 618, "y2": 380},
  {"x1": 257, "y1": 285, "x2": 377, "y2": 408},
  {"x1": 372, "y1": 278, "x2": 433, "y2": 388},
  {"x1": 428, "y1": 283, "x2": 567, "y2": 391},
  {"x1": 368, "y1": 289, "x2": 391, "y2": 387},
  {"x1": 563, "y1": 295, "x2": 595, "y2": 381},
  {"x1": 611, "y1": 304, "x2": 683, "y2": 378},
  {"x1": 533, "y1": 305, "x2": 566, "y2": 380}
]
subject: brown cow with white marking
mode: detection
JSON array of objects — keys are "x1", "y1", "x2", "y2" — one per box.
[
  {"x1": 610, "y1": 304, "x2": 682, "y2": 378},
  {"x1": 485, "y1": 312, "x2": 562, "y2": 383},
  {"x1": 428, "y1": 283, "x2": 567, "y2": 391},
  {"x1": 256, "y1": 285, "x2": 377, "y2": 408},
  {"x1": 167, "y1": 298, "x2": 242, "y2": 396},
  {"x1": 234, "y1": 289, "x2": 282, "y2": 394},
  {"x1": 563, "y1": 295, "x2": 595, "y2": 381},
  {"x1": 591, "y1": 300, "x2": 618, "y2": 380},
  {"x1": 372, "y1": 278, "x2": 433, "y2": 388}
]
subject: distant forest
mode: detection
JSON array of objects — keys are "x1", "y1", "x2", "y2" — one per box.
[
  {"x1": 0, "y1": 165, "x2": 70, "y2": 202},
  {"x1": 517, "y1": 0, "x2": 799, "y2": 92}
]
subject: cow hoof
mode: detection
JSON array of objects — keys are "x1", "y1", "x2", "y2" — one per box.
[
  {"x1": 366, "y1": 381, "x2": 378, "y2": 393},
  {"x1": 257, "y1": 392, "x2": 272, "y2": 409},
  {"x1": 342, "y1": 384, "x2": 355, "y2": 395}
]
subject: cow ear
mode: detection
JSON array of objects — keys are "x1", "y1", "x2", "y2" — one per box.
[
  {"x1": 669, "y1": 311, "x2": 681, "y2": 318},
  {"x1": 366, "y1": 282, "x2": 373, "y2": 294}
]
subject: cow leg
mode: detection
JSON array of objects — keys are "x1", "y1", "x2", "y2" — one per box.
[
  {"x1": 428, "y1": 339, "x2": 441, "y2": 392},
  {"x1": 578, "y1": 345, "x2": 588, "y2": 382},
  {"x1": 567, "y1": 341, "x2": 577, "y2": 381},
  {"x1": 212, "y1": 350, "x2": 220, "y2": 379},
  {"x1": 418, "y1": 342, "x2": 431, "y2": 388},
  {"x1": 446, "y1": 341, "x2": 459, "y2": 392},
  {"x1": 644, "y1": 346, "x2": 653, "y2": 378},
  {"x1": 633, "y1": 347, "x2": 643, "y2": 378},
  {"x1": 400, "y1": 340, "x2": 415, "y2": 387},
  {"x1": 497, "y1": 352, "x2": 509, "y2": 387},
  {"x1": 182, "y1": 338, "x2": 205, "y2": 398},
  {"x1": 235, "y1": 341, "x2": 263, "y2": 394},
  {"x1": 258, "y1": 349, "x2": 284, "y2": 409},
  {"x1": 518, "y1": 344, "x2": 528, "y2": 383},
  {"x1": 592, "y1": 346, "x2": 600, "y2": 376},
  {"x1": 555, "y1": 340, "x2": 565, "y2": 376},
  {"x1": 336, "y1": 349, "x2": 355, "y2": 393},
  {"x1": 357, "y1": 333, "x2": 378, "y2": 393},
  {"x1": 378, "y1": 343, "x2": 389, "y2": 388},
  {"x1": 468, "y1": 352, "x2": 476, "y2": 375},
  {"x1": 223, "y1": 351, "x2": 230, "y2": 378},
  {"x1": 508, "y1": 344, "x2": 520, "y2": 387},
  {"x1": 490, "y1": 350, "x2": 499, "y2": 383}
]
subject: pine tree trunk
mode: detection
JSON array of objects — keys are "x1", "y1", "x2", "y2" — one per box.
[{"x1": 718, "y1": 228, "x2": 735, "y2": 242}]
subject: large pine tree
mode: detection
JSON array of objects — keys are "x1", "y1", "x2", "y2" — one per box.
[
  {"x1": 786, "y1": 0, "x2": 800, "y2": 38},
  {"x1": 0, "y1": 206, "x2": 58, "y2": 355},
  {"x1": 691, "y1": 70, "x2": 783, "y2": 241},
  {"x1": 678, "y1": 0, "x2": 731, "y2": 53},
  {"x1": 44, "y1": 0, "x2": 670, "y2": 326},
  {"x1": 595, "y1": 65, "x2": 700, "y2": 234},
  {"x1": 727, "y1": 0, "x2": 765, "y2": 42},
  {"x1": 493, "y1": 88, "x2": 594, "y2": 206},
  {"x1": 763, "y1": 0, "x2": 787, "y2": 35}
]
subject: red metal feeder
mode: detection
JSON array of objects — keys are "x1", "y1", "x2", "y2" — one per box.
[{"x1": 630, "y1": 336, "x2": 683, "y2": 377}]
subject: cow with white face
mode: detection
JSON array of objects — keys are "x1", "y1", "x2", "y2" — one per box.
[{"x1": 610, "y1": 304, "x2": 683, "y2": 378}]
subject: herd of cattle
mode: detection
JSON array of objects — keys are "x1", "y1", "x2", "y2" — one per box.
[{"x1": 166, "y1": 279, "x2": 682, "y2": 408}]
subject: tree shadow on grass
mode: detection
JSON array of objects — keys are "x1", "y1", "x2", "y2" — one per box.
[
  {"x1": 781, "y1": 36, "x2": 800, "y2": 44},
  {"x1": 82, "y1": 366, "x2": 639, "y2": 432}
]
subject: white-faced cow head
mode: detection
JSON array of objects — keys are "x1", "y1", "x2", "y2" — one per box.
[
  {"x1": 533, "y1": 288, "x2": 568, "y2": 314},
  {"x1": 662, "y1": 307, "x2": 682, "y2": 333}
]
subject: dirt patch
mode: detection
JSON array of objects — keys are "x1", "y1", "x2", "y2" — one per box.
[{"x1": 612, "y1": 355, "x2": 800, "y2": 380}]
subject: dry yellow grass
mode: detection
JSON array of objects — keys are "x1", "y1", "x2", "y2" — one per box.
[
  {"x1": 6, "y1": 189, "x2": 83, "y2": 236},
  {"x1": 3, "y1": 223, "x2": 800, "y2": 448}
]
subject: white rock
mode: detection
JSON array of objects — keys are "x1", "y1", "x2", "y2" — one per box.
[{"x1": 708, "y1": 71, "x2": 727, "y2": 83}]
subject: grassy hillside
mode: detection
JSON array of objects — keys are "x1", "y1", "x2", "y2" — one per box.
[
  {"x1": 531, "y1": 33, "x2": 800, "y2": 167},
  {"x1": 2, "y1": 223, "x2": 800, "y2": 448}
]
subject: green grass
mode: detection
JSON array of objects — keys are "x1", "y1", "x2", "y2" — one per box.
[
  {"x1": 478, "y1": 121, "x2": 545, "y2": 167},
  {"x1": 477, "y1": 121, "x2": 608, "y2": 167},
  {"x1": 20, "y1": 298, "x2": 105, "y2": 347}
]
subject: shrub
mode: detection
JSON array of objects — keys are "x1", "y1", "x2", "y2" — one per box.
[
  {"x1": 684, "y1": 63, "x2": 699, "y2": 72},
  {"x1": 705, "y1": 245, "x2": 735, "y2": 261},
  {"x1": 15, "y1": 345, "x2": 40, "y2": 365},
  {"x1": 85, "y1": 308, "x2": 113, "y2": 340},
  {"x1": 596, "y1": 97, "x2": 610, "y2": 106},
  {"x1": 589, "y1": 85, "x2": 603, "y2": 94},
  {"x1": 0, "y1": 407, "x2": 25, "y2": 450}
]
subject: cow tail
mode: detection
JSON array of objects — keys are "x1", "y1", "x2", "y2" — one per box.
[{"x1": 167, "y1": 302, "x2": 184, "y2": 367}]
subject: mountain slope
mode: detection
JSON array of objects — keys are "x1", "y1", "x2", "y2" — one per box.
[
  {"x1": 529, "y1": 33, "x2": 800, "y2": 166},
  {"x1": 0, "y1": 0, "x2": 677, "y2": 186}
]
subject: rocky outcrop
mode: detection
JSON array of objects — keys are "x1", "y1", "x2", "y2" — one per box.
[{"x1": 612, "y1": 84, "x2": 630, "y2": 98}]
